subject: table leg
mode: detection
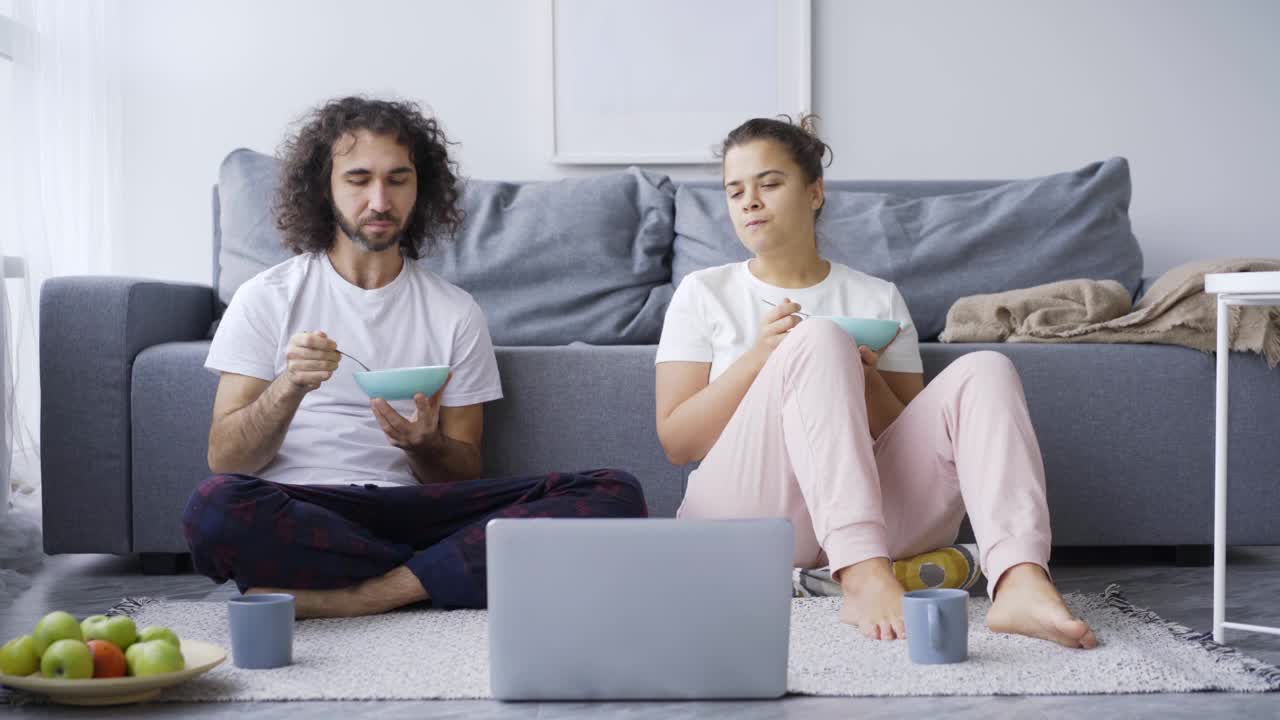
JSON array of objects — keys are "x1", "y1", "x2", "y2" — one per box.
[{"x1": 1213, "y1": 295, "x2": 1230, "y2": 644}]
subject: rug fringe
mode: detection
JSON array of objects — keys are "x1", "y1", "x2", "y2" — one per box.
[
  {"x1": 1103, "y1": 583, "x2": 1280, "y2": 690},
  {"x1": 104, "y1": 595, "x2": 162, "y2": 618}
]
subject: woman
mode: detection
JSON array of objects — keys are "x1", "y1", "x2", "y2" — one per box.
[{"x1": 654, "y1": 117, "x2": 1097, "y2": 649}]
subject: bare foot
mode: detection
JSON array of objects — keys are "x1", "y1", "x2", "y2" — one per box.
[
  {"x1": 986, "y1": 563, "x2": 1099, "y2": 649},
  {"x1": 837, "y1": 557, "x2": 907, "y2": 640},
  {"x1": 244, "y1": 586, "x2": 373, "y2": 619},
  {"x1": 243, "y1": 568, "x2": 426, "y2": 619}
]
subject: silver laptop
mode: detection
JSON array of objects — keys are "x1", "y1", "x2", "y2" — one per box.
[{"x1": 487, "y1": 517, "x2": 793, "y2": 701}]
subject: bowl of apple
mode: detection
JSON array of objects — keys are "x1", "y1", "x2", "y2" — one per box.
[{"x1": 0, "y1": 610, "x2": 225, "y2": 705}]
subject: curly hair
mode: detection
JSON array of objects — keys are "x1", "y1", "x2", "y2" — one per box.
[{"x1": 274, "y1": 96, "x2": 463, "y2": 259}]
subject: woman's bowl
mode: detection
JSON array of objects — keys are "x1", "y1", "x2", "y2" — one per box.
[
  {"x1": 815, "y1": 317, "x2": 902, "y2": 352},
  {"x1": 353, "y1": 365, "x2": 450, "y2": 401}
]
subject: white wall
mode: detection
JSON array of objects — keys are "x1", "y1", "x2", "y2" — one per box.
[
  {"x1": 120, "y1": 0, "x2": 1280, "y2": 285},
  {"x1": 816, "y1": 0, "x2": 1280, "y2": 276},
  {"x1": 121, "y1": 0, "x2": 557, "y2": 282}
]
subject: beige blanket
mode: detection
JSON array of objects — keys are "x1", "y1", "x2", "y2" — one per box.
[{"x1": 940, "y1": 258, "x2": 1280, "y2": 367}]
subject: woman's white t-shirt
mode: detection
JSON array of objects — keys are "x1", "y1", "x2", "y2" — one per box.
[
  {"x1": 655, "y1": 261, "x2": 923, "y2": 381},
  {"x1": 205, "y1": 253, "x2": 503, "y2": 487}
]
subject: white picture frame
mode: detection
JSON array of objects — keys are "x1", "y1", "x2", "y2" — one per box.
[{"x1": 547, "y1": 0, "x2": 812, "y2": 165}]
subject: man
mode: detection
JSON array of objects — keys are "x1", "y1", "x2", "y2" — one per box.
[{"x1": 183, "y1": 97, "x2": 646, "y2": 618}]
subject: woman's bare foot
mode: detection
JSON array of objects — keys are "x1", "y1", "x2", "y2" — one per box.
[
  {"x1": 986, "y1": 563, "x2": 1099, "y2": 649},
  {"x1": 837, "y1": 557, "x2": 907, "y2": 640}
]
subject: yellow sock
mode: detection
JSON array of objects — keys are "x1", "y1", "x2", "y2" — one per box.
[
  {"x1": 793, "y1": 544, "x2": 982, "y2": 597},
  {"x1": 892, "y1": 544, "x2": 980, "y2": 591}
]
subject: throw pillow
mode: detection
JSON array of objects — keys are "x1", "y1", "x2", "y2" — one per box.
[{"x1": 673, "y1": 158, "x2": 1144, "y2": 340}]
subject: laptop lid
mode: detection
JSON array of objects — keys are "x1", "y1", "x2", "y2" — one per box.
[{"x1": 487, "y1": 518, "x2": 793, "y2": 700}]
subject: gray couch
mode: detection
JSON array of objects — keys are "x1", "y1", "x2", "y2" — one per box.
[{"x1": 39, "y1": 152, "x2": 1280, "y2": 571}]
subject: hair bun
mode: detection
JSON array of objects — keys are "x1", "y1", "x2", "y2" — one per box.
[
  {"x1": 797, "y1": 113, "x2": 820, "y2": 136},
  {"x1": 721, "y1": 114, "x2": 832, "y2": 181}
]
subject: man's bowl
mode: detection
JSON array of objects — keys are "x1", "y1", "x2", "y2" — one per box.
[{"x1": 353, "y1": 365, "x2": 450, "y2": 401}]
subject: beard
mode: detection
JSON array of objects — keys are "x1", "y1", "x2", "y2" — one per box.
[{"x1": 335, "y1": 206, "x2": 405, "y2": 253}]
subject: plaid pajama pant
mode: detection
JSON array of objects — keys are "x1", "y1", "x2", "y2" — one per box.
[{"x1": 182, "y1": 469, "x2": 647, "y2": 609}]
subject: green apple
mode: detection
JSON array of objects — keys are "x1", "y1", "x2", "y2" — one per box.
[
  {"x1": 137, "y1": 626, "x2": 180, "y2": 648},
  {"x1": 32, "y1": 611, "x2": 82, "y2": 655},
  {"x1": 39, "y1": 639, "x2": 93, "y2": 679},
  {"x1": 125, "y1": 639, "x2": 184, "y2": 676},
  {"x1": 0, "y1": 635, "x2": 40, "y2": 676},
  {"x1": 80, "y1": 615, "x2": 137, "y2": 651}
]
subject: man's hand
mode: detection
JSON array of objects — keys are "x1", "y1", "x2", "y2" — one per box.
[
  {"x1": 370, "y1": 373, "x2": 453, "y2": 452},
  {"x1": 285, "y1": 330, "x2": 340, "y2": 394}
]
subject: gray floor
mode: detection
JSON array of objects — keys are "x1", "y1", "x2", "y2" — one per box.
[{"x1": 3, "y1": 549, "x2": 1280, "y2": 718}]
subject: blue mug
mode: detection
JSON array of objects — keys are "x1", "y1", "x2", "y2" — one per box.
[
  {"x1": 228, "y1": 593, "x2": 295, "y2": 669},
  {"x1": 902, "y1": 588, "x2": 968, "y2": 664}
]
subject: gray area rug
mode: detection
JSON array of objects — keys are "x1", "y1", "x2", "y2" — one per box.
[{"x1": 5, "y1": 585, "x2": 1278, "y2": 702}]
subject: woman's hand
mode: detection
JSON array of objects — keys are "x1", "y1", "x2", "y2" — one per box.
[
  {"x1": 859, "y1": 327, "x2": 905, "y2": 439},
  {"x1": 748, "y1": 298, "x2": 804, "y2": 366},
  {"x1": 857, "y1": 326, "x2": 902, "y2": 371}
]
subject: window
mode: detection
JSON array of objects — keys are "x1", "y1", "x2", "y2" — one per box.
[
  {"x1": 1, "y1": 9, "x2": 14, "y2": 279},
  {"x1": 0, "y1": 0, "x2": 12, "y2": 59}
]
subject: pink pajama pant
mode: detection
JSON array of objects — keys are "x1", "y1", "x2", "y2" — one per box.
[{"x1": 677, "y1": 319, "x2": 1052, "y2": 596}]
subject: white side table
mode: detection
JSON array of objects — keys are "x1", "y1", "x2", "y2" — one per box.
[{"x1": 1205, "y1": 270, "x2": 1280, "y2": 644}]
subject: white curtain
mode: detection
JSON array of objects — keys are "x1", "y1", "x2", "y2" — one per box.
[{"x1": 0, "y1": 0, "x2": 123, "y2": 601}]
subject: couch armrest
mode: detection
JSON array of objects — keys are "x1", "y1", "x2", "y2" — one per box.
[{"x1": 40, "y1": 277, "x2": 216, "y2": 554}]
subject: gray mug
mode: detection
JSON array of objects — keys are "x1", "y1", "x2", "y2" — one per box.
[
  {"x1": 228, "y1": 593, "x2": 295, "y2": 669},
  {"x1": 902, "y1": 588, "x2": 968, "y2": 664}
]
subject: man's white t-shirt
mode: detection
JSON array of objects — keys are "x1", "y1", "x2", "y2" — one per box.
[
  {"x1": 655, "y1": 260, "x2": 924, "y2": 380},
  {"x1": 206, "y1": 252, "x2": 503, "y2": 487}
]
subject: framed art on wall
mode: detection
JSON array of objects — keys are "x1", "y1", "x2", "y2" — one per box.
[{"x1": 548, "y1": 0, "x2": 811, "y2": 164}]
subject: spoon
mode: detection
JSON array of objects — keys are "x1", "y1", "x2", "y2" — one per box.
[
  {"x1": 337, "y1": 349, "x2": 372, "y2": 372},
  {"x1": 760, "y1": 298, "x2": 811, "y2": 318}
]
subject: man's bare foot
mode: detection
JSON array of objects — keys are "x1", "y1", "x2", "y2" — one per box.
[
  {"x1": 244, "y1": 567, "x2": 427, "y2": 619},
  {"x1": 244, "y1": 586, "x2": 376, "y2": 619},
  {"x1": 836, "y1": 557, "x2": 907, "y2": 640},
  {"x1": 986, "y1": 563, "x2": 1099, "y2": 649}
]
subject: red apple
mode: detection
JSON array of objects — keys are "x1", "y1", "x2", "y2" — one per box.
[{"x1": 87, "y1": 640, "x2": 127, "y2": 679}]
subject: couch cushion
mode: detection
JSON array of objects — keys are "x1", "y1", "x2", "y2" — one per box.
[
  {"x1": 673, "y1": 157, "x2": 1144, "y2": 340},
  {"x1": 482, "y1": 344, "x2": 685, "y2": 518},
  {"x1": 130, "y1": 341, "x2": 688, "y2": 552},
  {"x1": 423, "y1": 170, "x2": 676, "y2": 345},
  {"x1": 216, "y1": 149, "x2": 294, "y2": 306},
  {"x1": 131, "y1": 338, "x2": 1280, "y2": 552},
  {"x1": 215, "y1": 149, "x2": 676, "y2": 345},
  {"x1": 915, "y1": 342, "x2": 1280, "y2": 546},
  {"x1": 131, "y1": 341, "x2": 221, "y2": 553}
]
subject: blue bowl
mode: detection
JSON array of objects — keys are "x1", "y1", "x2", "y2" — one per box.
[
  {"x1": 818, "y1": 317, "x2": 902, "y2": 352},
  {"x1": 353, "y1": 365, "x2": 450, "y2": 401}
]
